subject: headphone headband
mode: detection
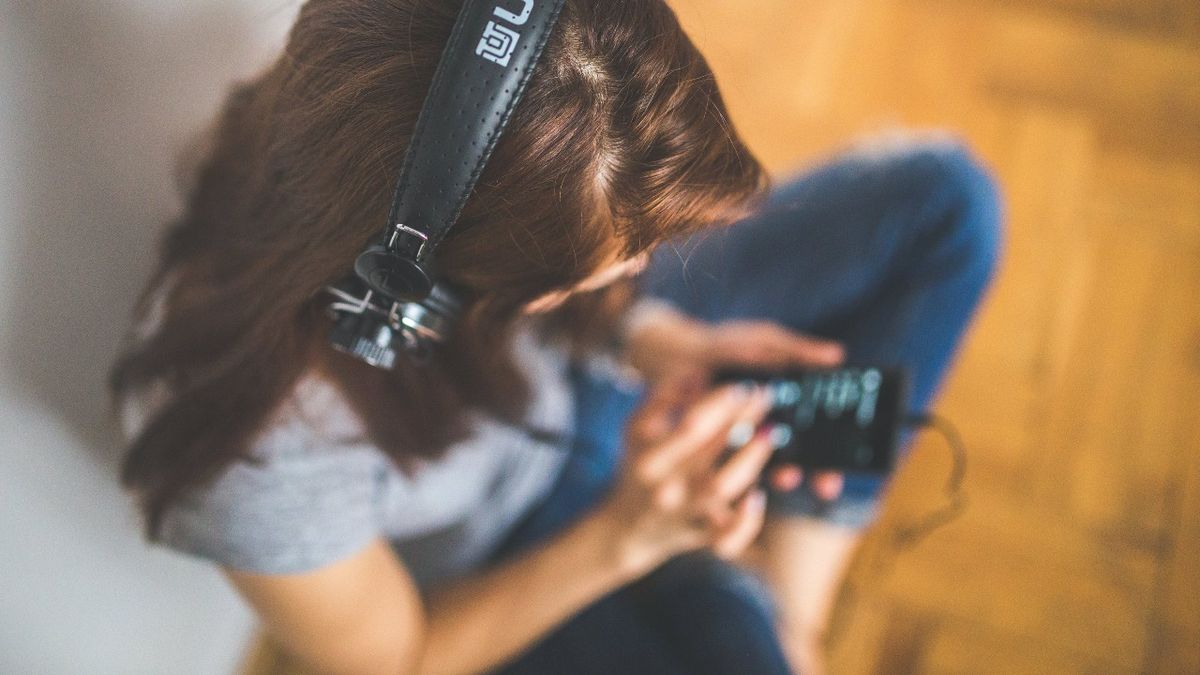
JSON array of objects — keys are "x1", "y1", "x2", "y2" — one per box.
[{"x1": 355, "y1": 0, "x2": 568, "y2": 301}]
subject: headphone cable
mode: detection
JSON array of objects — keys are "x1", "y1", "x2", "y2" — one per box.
[{"x1": 893, "y1": 412, "x2": 969, "y2": 549}]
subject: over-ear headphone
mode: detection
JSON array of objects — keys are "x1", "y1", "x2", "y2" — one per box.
[{"x1": 325, "y1": 0, "x2": 567, "y2": 368}]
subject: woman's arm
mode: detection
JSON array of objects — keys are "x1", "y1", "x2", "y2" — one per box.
[
  {"x1": 416, "y1": 508, "x2": 638, "y2": 674},
  {"x1": 227, "y1": 510, "x2": 637, "y2": 675},
  {"x1": 226, "y1": 540, "x2": 425, "y2": 675},
  {"x1": 228, "y1": 381, "x2": 778, "y2": 675},
  {"x1": 622, "y1": 301, "x2": 845, "y2": 383}
]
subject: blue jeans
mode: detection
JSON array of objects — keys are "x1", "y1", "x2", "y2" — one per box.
[{"x1": 491, "y1": 136, "x2": 1003, "y2": 674}]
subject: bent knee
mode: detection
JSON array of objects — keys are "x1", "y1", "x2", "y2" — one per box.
[
  {"x1": 862, "y1": 132, "x2": 1004, "y2": 292},
  {"x1": 923, "y1": 139, "x2": 1004, "y2": 280}
]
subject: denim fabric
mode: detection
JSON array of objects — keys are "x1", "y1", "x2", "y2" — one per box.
[
  {"x1": 491, "y1": 136, "x2": 1003, "y2": 675},
  {"x1": 645, "y1": 135, "x2": 1003, "y2": 524}
]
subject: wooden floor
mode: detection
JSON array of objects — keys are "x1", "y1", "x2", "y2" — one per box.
[{"x1": 666, "y1": 0, "x2": 1199, "y2": 672}]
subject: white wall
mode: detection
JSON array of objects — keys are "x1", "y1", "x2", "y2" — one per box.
[{"x1": 0, "y1": 1, "x2": 300, "y2": 672}]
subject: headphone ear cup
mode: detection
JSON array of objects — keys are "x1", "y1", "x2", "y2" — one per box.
[
  {"x1": 403, "y1": 283, "x2": 461, "y2": 347},
  {"x1": 424, "y1": 283, "x2": 463, "y2": 321},
  {"x1": 355, "y1": 244, "x2": 434, "y2": 302}
]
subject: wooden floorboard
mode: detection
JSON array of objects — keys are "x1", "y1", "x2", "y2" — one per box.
[{"x1": 668, "y1": 0, "x2": 1200, "y2": 672}]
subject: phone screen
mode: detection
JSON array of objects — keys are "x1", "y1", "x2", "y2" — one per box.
[{"x1": 716, "y1": 367, "x2": 910, "y2": 474}]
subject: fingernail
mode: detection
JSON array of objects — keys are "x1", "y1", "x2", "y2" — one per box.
[
  {"x1": 727, "y1": 420, "x2": 756, "y2": 447},
  {"x1": 767, "y1": 424, "x2": 793, "y2": 449}
]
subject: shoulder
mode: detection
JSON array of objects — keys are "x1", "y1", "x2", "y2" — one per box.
[
  {"x1": 114, "y1": 275, "x2": 392, "y2": 574},
  {"x1": 151, "y1": 371, "x2": 390, "y2": 575}
]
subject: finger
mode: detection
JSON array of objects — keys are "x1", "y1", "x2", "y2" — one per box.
[
  {"x1": 721, "y1": 331, "x2": 844, "y2": 370},
  {"x1": 810, "y1": 472, "x2": 845, "y2": 501},
  {"x1": 769, "y1": 466, "x2": 804, "y2": 492},
  {"x1": 712, "y1": 489, "x2": 767, "y2": 559},
  {"x1": 698, "y1": 429, "x2": 775, "y2": 512},
  {"x1": 686, "y1": 387, "x2": 774, "y2": 475},
  {"x1": 723, "y1": 335, "x2": 797, "y2": 368},
  {"x1": 626, "y1": 371, "x2": 702, "y2": 447},
  {"x1": 766, "y1": 327, "x2": 845, "y2": 367},
  {"x1": 636, "y1": 385, "x2": 760, "y2": 480}
]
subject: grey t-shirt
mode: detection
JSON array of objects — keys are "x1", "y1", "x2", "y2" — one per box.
[{"x1": 120, "y1": 326, "x2": 575, "y2": 587}]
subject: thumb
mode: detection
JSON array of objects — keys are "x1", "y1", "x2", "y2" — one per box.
[{"x1": 782, "y1": 331, "x2": 845, "y2": 366}]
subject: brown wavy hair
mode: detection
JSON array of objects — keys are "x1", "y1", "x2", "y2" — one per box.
[{"x1": 111, "y1": 0, "x2": 766, "y2": 535}]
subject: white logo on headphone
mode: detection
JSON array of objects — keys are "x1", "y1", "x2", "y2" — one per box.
[{"x1": 476, "y1": 0, "x2": 533, "y2": 67}]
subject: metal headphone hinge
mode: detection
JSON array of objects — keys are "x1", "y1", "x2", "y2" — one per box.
[{"x1": 388, "y1": 224, "x2": 430, "y2": 261}]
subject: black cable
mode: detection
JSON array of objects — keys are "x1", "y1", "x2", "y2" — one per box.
[
  {"x1": 825, "y1": 413, "x2": 971, "y2": 653},
  {"x1": 893, "y1": 412, "x2": 969, "y2": 548}
]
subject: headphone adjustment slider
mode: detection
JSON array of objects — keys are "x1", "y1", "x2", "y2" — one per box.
[{"x1": 388, "y1": 224, "x2": 430, "y2": 261}]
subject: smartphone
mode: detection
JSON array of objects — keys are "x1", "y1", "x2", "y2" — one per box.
[{"x1": 715, "y1": 367, "x2": 910, "y2": 474}]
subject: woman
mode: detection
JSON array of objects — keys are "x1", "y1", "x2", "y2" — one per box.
[{"x1": 112, "y1": 0, "x2": 1001, "y2": 673}]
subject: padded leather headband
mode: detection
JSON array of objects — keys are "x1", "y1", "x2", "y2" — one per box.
[{"x1": 383, "y1": 0, "x2": 567, "y2": 261}]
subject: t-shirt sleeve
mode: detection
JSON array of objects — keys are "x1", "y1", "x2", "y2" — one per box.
[{"x1": 156, "y1": 443, "x2": 384, "y2": 575}]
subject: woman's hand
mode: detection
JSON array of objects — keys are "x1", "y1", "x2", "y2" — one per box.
[
  {"x1": 594, "y1": 376, "x2": 778, "y2": 576},
  {"x1": 624, "y1": 303, "x2": 847, "y2": 501},
  {"x1": 625, "y1": 303, "x2": 845, "y2": 381}
]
